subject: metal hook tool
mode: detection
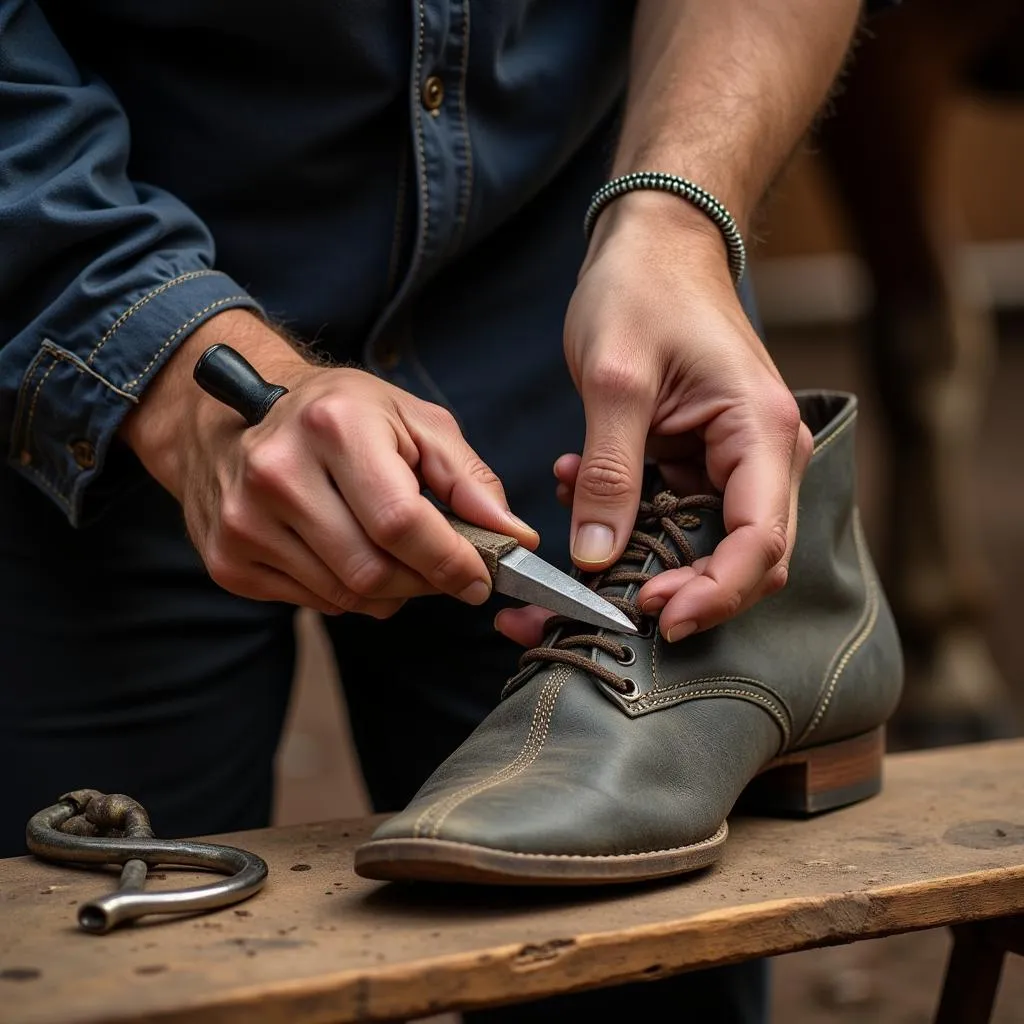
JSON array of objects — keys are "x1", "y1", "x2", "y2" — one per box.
[{"x1": 26, "y1": 790, "x2": 268, "y2": 934}]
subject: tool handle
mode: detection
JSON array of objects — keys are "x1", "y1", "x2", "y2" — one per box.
[
  {"x1": 191, "y1": 344, "x2": 520, "y2": 574},
  {"x1": 444, "y1": 515, "x2": 519, "y2": 577},
  {"x1": 193, "y1": 343, "x2": 289, "y2": 427}
]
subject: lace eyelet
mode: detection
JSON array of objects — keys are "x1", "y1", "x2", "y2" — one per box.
[
  {"x1": 616, "y1": 645, "x2": 636, "y2": 667},
  {"x1": 636, "y1": 621, "x2": 655, "y2": 639},
  {"x1": 617, "y1": 678, "x2": 641, "y2": 700}
]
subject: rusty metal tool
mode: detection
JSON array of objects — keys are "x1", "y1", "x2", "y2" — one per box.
[
  {"x1": 26, "y1": 790, "x2": 268, "y2": 934},
  {"x1": 193, "y1": 342, "x2": 638, "y2": 635}
]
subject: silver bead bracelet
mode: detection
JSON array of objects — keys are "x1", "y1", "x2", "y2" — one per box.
[{"x1": 583, "y1": 171, "x2": 747, "y2": 284}]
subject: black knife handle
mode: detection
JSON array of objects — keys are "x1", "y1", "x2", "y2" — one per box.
[{"x1": 193, "y1": 343, "x2": 289, "y2": 427}]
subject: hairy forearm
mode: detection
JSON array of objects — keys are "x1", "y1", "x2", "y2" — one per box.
[{"x1": 613, "y1": 0, "x2": 862, "y2": 235}]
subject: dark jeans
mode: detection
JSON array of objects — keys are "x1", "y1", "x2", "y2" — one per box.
[{"x1": 0, "y1": 268, "x2": 769, "y2": 1022}]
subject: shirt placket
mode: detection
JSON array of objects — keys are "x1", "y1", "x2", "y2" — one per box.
[{"x1": 364, "y1": 0, "x2": 472, "y2": 391}]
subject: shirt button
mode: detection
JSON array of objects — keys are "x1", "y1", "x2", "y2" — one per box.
[
  {"x1": 421, "y1": 75, "x2": 444, "y2": 113},
  {"x1": 69, "y1": 439, "x2": 96, "y2": 470}
]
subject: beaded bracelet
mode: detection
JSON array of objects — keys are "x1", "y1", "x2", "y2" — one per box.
[{"x1": 583, "y1": 172, "x2": 747, "y2": 284}]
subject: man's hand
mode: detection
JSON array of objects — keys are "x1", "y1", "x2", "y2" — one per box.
[
  {"x1": 495, "y1": 193, "x2": 812, "y2": 647},
  {"x1": 120, "y1": 310, "x2": 538, "y2": 618}
]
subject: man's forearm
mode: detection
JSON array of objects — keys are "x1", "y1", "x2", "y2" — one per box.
[{"x1": 613, "y1": 0, "x2": 862, "y2": 236}]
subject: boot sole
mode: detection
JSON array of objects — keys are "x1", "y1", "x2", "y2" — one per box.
[{"x1": 353, "y1": 727, "x2": 884, "y2": 886}]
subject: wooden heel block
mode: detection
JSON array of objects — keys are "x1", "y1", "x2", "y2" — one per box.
[{"x1": 738, "y1": 726, "x2": 886, "y2": 817}]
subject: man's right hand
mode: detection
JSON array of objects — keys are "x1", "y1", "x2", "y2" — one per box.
[{"x1": 119, "y1": 310, "x2": 538, "y2": 618}]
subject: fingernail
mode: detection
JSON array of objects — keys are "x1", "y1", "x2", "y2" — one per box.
[
  {"x1": 459, "y1": 579, "x2": 491, "y2": 605},
  {"x1": 666, "y1": 621, "x2": 697, "y2": 643},
  {"x1": 572, "y1": 523, "x2": 614, "y2": 565},
  {"x1": 504, "y1": 510, "x2": 538, "y2": 537},
  {"x1": 641, "y1": 596, "x2": 666, "y2": 615}
]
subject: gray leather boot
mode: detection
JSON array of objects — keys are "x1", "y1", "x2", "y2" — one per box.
[{"x1": 355, "y1": 391, "x2": 904, "y2": 885}]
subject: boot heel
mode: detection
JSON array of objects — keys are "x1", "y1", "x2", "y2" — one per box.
[{"x1": 739, "y1": 727, "x2": 885, "y2": 817}]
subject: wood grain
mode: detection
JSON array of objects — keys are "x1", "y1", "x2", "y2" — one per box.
[{"x1": 2, "y1": 740, "x2": 1023, "y2": 1024}]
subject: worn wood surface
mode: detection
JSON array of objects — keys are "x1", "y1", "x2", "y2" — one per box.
[{"x1": 2, "y1": 740, "x2": 1023, "y2": 1024}]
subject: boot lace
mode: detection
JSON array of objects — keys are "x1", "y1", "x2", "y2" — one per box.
[{"x1": 517, "y1": 492, "x2": 722, "y2": 695}]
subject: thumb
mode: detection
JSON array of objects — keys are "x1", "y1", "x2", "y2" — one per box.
[{"x1": 571, "y1": 374, "x2": 653, "y2": 570}]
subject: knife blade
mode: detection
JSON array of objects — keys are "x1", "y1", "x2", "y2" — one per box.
[{"x1": 444, "y1": 515, "x2": 638, "y2": 634}]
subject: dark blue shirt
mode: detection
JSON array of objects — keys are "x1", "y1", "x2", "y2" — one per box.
[{"x1": 0, "y1": 1, "x2": 893, "y2": 525}]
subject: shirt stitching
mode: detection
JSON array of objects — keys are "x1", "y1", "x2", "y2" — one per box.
[
  {"x1": 40, "y1": 341, "x2": 139, "y2": 402},
  {"x1": 122, "y1": 296, "x2": 246, "y2": 392},
  {"x1": 86, "y1": 270, "x2": 220, "y2": 366},
  {"x1": 452, "y1": 0, "x2": 474, "y2": 250}
]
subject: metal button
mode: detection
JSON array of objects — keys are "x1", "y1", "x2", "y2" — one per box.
[
  {"x1": 70, "y1": 440, "x2": 96, "y2": 470},
  {"x1": 421, "y1": 75, "x2": 444, "y2": 113}
]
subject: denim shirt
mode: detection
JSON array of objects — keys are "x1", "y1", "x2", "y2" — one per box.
[
  {"x1": 1, "y1": 1, "x2": 892, "y2": 526},
  {"x1": 1, "y1": 0, "x2": 639, "y2": 524}
]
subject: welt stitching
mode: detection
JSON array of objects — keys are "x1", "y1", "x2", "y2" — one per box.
[
  {"x1": 11, "y1": 347, "x2": 48, "y2": 455},
  {"x1": 452, "y1": 0, "x2": 474, "y2": 249},
  {"x1": 812, "y1": 410, "x2": 856, "y2": 455},
  {"x1": 428, "y1": 672, "x2": 566, "y2": 838},
  {"x1": 412, "y1": 670, "x2": 565, "y2": 837},
  {"x1": 411, "y1": 822, "x2": 729, "y2": 861},
  {"x1": 86, "y1": 270, "x2": 218, "y2": 365},
  {"x1": 799, "y1": 510, "x2": 879, "y2": 743},
  {"x1": 122, "y1": 297, "x2": 246, "y2": 391}
]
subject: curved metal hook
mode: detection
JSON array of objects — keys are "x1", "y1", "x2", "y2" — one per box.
[{"x1": 26, "y1": 790, "x2": 268, "y2": 934}]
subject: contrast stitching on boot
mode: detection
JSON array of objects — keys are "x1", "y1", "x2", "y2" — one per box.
[
  {"x1": 87, "y1": 270, "x2": 220, "y2": 365},
  {"x1": 425, "y1": 672, "x2": 566, "y2": 839},
  {"x1": 798, "y1": 510, "x2": 879, "y2": 744},
  {"x1": 638, "y1": 686, "x2": 791, "y2": 748},
  {"x1": 411, "y1": 669, "x2": 568, "y2": 839},
  {"x1": 812, "y1": 409, "x2": 857, "y2": 456},
  {"x1": 122, "y1": 297, "x2": 247, "y2": 391},
  {"x1": 391, "y1": 822, "x2": 730, "y2": 861}
]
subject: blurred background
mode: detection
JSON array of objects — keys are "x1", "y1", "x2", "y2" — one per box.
[{"x1": 270, "y1": 4, "x2": 1024, "y2": 1020}]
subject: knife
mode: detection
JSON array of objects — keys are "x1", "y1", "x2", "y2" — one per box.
[{"x1": 192, "y1": 342, "x2": 637, "y2": 635}]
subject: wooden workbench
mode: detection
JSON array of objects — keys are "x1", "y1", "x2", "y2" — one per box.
[{"x1": 2, "y1": 740, "x2": 1023, "y2": 1024}]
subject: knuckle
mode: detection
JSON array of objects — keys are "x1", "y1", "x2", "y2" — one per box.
[
  {"x1": 369, "y1": 497, "x2": 421, "y2": 548},
  {"x1": 329, "y1": 587, "x2": 359, "y2": 613},
  {"x1": 765, "y1": 561, "x2": 790, "y2": 595},
  {"x1": 795, "y1": 422, "x2": 814, "y2": 468},
  {"x1": 244, "y1": 442, "x2": 291, "y2": 494},
  {"x1": 761, "y1": 522, "x2": 789, "y2": 570},
  {"x1": 578, "y1": 454, "x2": 633, "y2": 501},
  {"x1": 218, "y1": 498, "x2": 256, "y2": 546},
  {"x1": 429, "y1": 543, "x2": 473, "y2": 591},
  {"x1": 343, "y1": 554, "x2": 393, "y2": 597},
  {"x1": 719, "y1": 588, "x2": 743, "y2": 619},
  {"x1": 466, "y1": 457, "x2": 500, "y2": 489},
  {"x1": 587, "y1": 359, "x2": 651, "y2": 402},
  {"x1": 204, "y1": 548, "x2": 245, "y2": 594},
  {"x1": 764, "y1": 388, "x2": 803, "y2": 443},
  {"x1": 416, "y1": 399, "x2": 460, "y2": 435},
  {"x1": 299, "y1": 395, "x2": 345, "y2": 437}
]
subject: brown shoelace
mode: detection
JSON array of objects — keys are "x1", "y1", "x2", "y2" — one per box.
[{"x1": 518, "y1": 492, "x2": 723, "y2": 695}]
